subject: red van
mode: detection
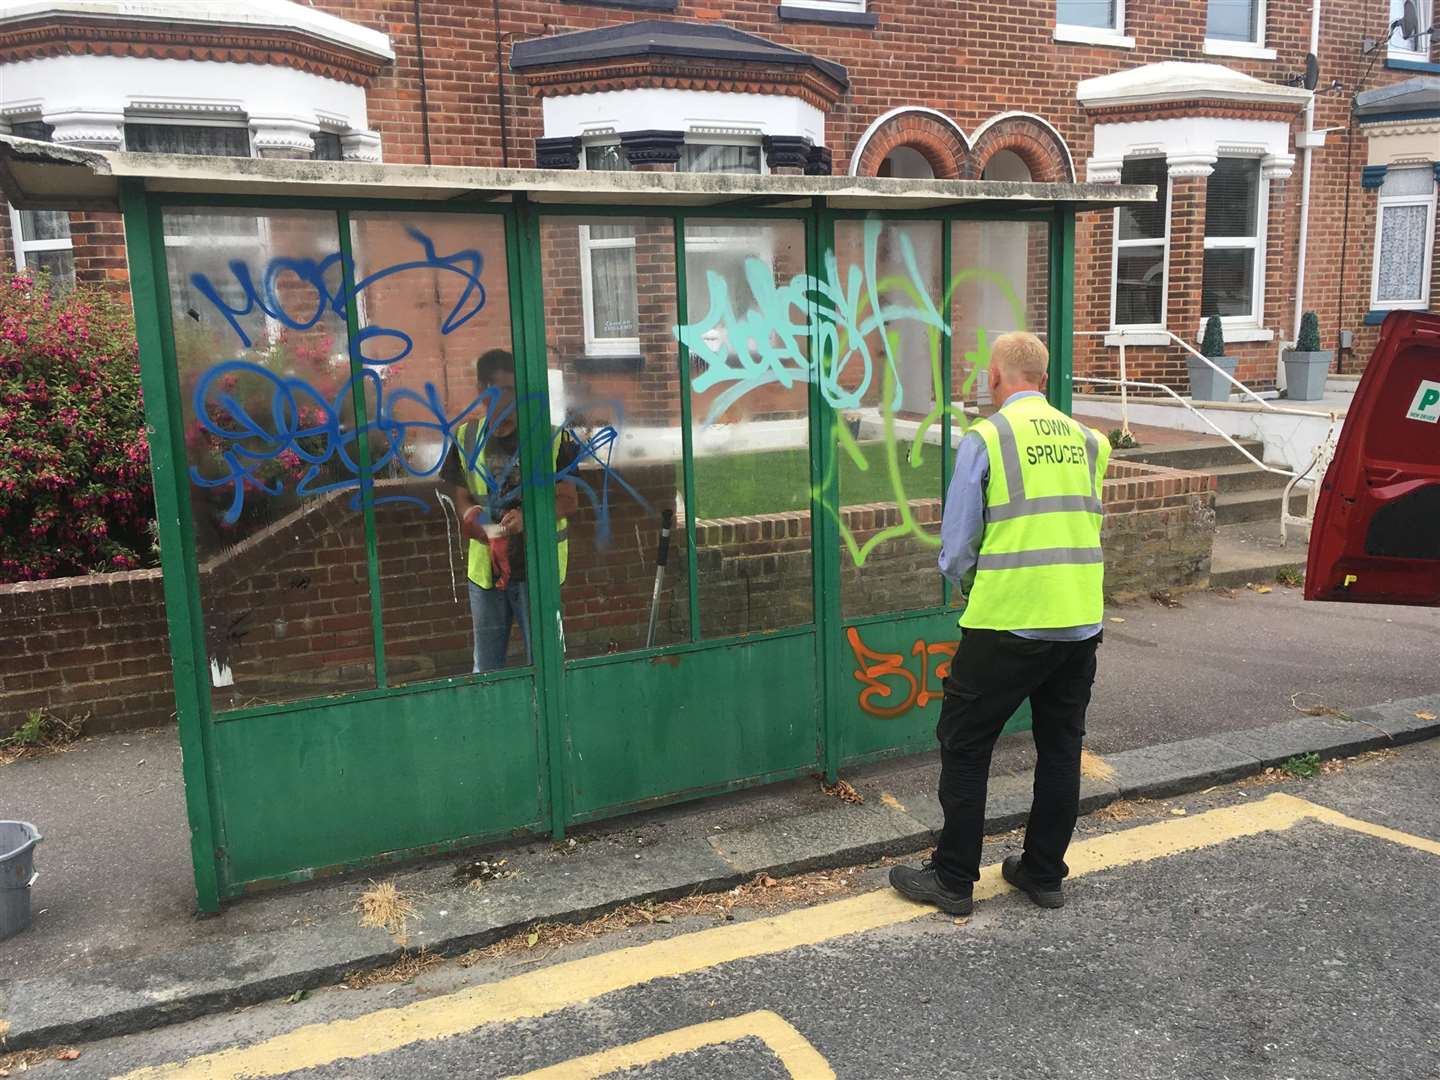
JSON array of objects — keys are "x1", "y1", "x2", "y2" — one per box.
[{"x1": 1306, "y1": 310, "x2": 1440, "y2": 606}]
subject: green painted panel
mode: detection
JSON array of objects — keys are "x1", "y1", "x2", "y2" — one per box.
[
  {"x1": 213, "y1": 677, "x2": 543, "y2": 888},
  {"x1": 566, "y1": 634, "x2": 819, "y2": 817},
  {"x1": 838, "y1": 613, "x2": 1030, "y2": 764}
]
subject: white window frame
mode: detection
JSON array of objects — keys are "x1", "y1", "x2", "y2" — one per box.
[
  {"x1": 1055, "y1": 0, "x2": 1135, "y2": 48},
  {"x1": 577, "y1": 140, "x2": 642, "y2": 358},
  {"x1": 1388, "y1": 0, "x2": 1433, "y2": 62},
  {"x1": 779, "y1": 0, "x2": 865, "y2": 12},
  {"x1": 1204, "y1": 0, "x2": 1276, "y2": 60},
  {"x1": 1370, "y1": 167, "x2": 1437, "y2": 312},
  {"x1": 1201, "y1": 156, "x2": 1268, "y2": 331},
  {"x1": 1110, "y1": 155, "x2": 1171, "y2": 332},
  {"x1": 8, "y1": 205, "x2": 74, "y2": 282}
]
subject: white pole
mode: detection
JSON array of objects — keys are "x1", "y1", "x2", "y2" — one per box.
[{"x1": 1119, "y1": 340, "x2": 1131, "y2": 438}]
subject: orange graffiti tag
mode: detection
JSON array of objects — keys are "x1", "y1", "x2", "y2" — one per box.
[{"x1": 845, "y1": 626, "x2": 958, "y2": 718}]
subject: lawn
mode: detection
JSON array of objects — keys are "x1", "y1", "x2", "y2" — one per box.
[{"x1": 687, "y1": 442, "x2": 942, "y2": 519}]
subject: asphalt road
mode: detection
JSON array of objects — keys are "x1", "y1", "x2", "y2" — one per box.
[{"x1": 23, "y1": 736, "x2": 1440, "y2": 1080}]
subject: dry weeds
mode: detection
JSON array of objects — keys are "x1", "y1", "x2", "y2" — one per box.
[
  {"x1": 1079, "y1": 749, "x2": 1116, "y2": 783},
  {"x1": 1091, "y1": 797, "x2": 1161, "y2": 822},
  {"x1": 343, "y1": 948, "x2": 443, "y2": 990},
  {"x1": 354, "y1": 880, "x2": 418, "y2": 946},
  {"x1": 1238, "y1": 748, "x2": 1397, "y2": 787},
  {"x1": 458, "y1": 867, "x2": 862, "y2": 967}
]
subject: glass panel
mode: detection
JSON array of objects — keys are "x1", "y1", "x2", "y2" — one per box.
[
  {"x1": 1381, "y1": 166, "x2": 1435, "y2": 198},
  {"x1": 166, "y1": 208, "x2": 372, "y2": 710},
  {"x1": 584, "y1": 144, "x2": 629, "y2": 172},
  {"x1": 10, "y1": 120, "x2": 53, "y2": 141},
  {"x1": 682, "y1": 218, "x2": 812, "y2": 638},
  {"x1": 1115, "y1": 245, "x2": 1166, "y2": 325},
  {"x1": 18, "y1": 209, "x2": 70, "y2": 243},
  {"x1": 950, "y1": 219, "x2": 1051, "y2": 411},
  {"x1": 26, "y1": 248, "x2": 74, "y2": 291},
  {"x1": 1391, "y1": 0, "x2": 1429, "y2": 51},
  {"x1": 832, "y1": 219, "x2": 945, "y2": 619},
  {"x1": 125, "y1": 123, "x2": 251, "y2": 157},
  {"x1": 1057, "y1": 0, "x2": 1116, "y2": 27},
  {"x1": 1377, "y1": 203, "x2": 1429, "y2": 303},
  {"x1": 1206, "y1": 0, "x2": 1257, "y2": 40},
  {"x1": 349, "y1": 211, "x2": 520, "y2": 682},
  {"x1": 1201, "y1": 248, "x2": 1257, "y2": 318},
  {"x1": 1205, "y1": 159, "x2": 1260, "y2": 238},
  {"x1": 1118, "y1": 158, "x2": 1167, "y2": 241},
  {"x1": 542, "y1": 216, "x2": 689, "y2": 659},
  {"x1": 312, "y1": 132, "x2": 344, "y2": 161},
  {"x1": 678, "y1": 144, "x2": 763, "y2": 175}
]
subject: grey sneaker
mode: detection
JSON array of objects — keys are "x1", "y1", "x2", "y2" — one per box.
[
  {"x1": 889, "y1": 863, "x2": 974, "y2": 915},
  {"x1": 1002, "y1": 854, "x2": 1064, "y2": 909}
]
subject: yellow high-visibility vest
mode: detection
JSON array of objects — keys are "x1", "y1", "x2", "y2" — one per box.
[
  {"x1": 960, "y1": 395, "x2": 1109, "y2": 631},
  {"x1": 455, "y1": 422, "x2": 570, "y2": 590}
]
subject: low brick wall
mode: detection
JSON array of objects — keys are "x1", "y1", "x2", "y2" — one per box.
[{"x1": 0, "y1": 459, "x2": 1215, "y2": 736}]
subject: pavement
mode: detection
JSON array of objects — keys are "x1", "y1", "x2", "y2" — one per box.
[
  {"x1": 1, "y1": 586, "x2": 1438, "y2": 1055},
  {"x1": 18, "y1": 737, "x2": 1440, "y2": 1079}
]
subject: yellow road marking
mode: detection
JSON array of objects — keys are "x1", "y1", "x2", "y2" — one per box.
[
  {"x1": 504, "y1": 1010, "x2": 834, "y2": 1080},
  {"x1": 123, "y1": 793, "x2": 1440, "y2": 1080}
]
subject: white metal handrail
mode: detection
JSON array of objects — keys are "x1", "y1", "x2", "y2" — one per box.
[{"x1": 1071, "y1": 329, "x2": 1344, "y2": 538}]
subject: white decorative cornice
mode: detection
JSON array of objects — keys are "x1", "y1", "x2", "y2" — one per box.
[
  {"x1": 1078, "y1": 61, "x2": 1311, "y2": 110},
  {"x1": 1166, "y1": 152, "x2": 1217, "y2": 178},
  {"x1": 1085, "y1": 157, "x2": 1123, "y2": 183},
  {"x1": 1261, "y1": 152, "x2": 1295, "y2": 181},
  {"x1": 1362, "y1": 119, "x2": 1440, "y2": 138},
  {"x1": 45, "y1": 107, "x2": 123, "y2": 149},
  {"x1": 251, "y1": 114, "x2": 319, "y2": 158},
  {"x1": 340, "y1": 128, "x2": 381, "y2": 163}
]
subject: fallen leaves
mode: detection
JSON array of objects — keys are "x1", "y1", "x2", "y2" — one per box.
[
  {"x1": 879, "y1": 792, "x2": 906, "y2": 813},
  {"x1": 1246, "y1": 583, "x2": 1273, "y2": 594},
  {"x1": 455, "y1": 858, "x2": 516, "y2": 891},
  {"x1": 0, "y1": 1046, "x2": 81, "y2": 1075},
  {"x1": 1416, "y1": 711, "x2": 1437, "y2": 722},
  {"x1": 820, "y1": 778, "x2": 864, "y2": 805},
  {"x1": 354, "y1": 880, "x2": 418, "y2": 947},
  {"x1": 1150, "y1": 590, "x2": 1184, "y2": 609}
]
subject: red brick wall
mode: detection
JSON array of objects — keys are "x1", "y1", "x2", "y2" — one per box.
[{"x1": 0, "y1": 457, "x2": 1214, "y2": 734}]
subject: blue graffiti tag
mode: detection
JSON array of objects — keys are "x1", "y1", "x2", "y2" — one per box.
[{"x1": 190, "y1": 226, "x2": 487, "y2": 367}]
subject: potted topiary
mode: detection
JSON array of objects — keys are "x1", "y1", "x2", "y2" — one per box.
[
  {"x1": 1282, "y1": 311, "x2": 1332, "y2": 401},
  {"x1": 1188, "y1": 315, "x2": 1239, "y2": 401}
]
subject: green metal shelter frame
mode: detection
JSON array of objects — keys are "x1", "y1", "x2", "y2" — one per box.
[{"x1": 0, "y1": 141, "x2": 1149, "y2": 911}]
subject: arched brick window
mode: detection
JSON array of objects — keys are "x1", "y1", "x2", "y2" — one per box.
[
  {"x1": 971, "y1": 113, "x2": 1075, "y2": 184},
  {"x1": 851, "y1": 109, "x2": 972, "y2": 180}
]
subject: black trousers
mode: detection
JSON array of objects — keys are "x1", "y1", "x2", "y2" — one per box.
[{"x1": 932, "y1": 628, "x2": 1100, "y2": 892}]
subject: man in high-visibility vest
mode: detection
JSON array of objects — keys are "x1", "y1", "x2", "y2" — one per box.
[
  {"x1": 891, "y1": 331, "x2": 1109, "y2": 915},
  {"x1": 440, "y1": 349, "x2": 579, "y2": 673}
]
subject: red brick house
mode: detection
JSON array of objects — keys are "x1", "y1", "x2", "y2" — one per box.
[{"x1": 0, "y1": 0, "x2": 1436, "y2": 392}]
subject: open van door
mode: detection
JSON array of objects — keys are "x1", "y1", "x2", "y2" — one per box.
[{"x1": 1306, "y1": 310, "x2": 1440, "y2": 606}]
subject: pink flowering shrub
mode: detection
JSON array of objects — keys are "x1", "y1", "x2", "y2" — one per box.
[{"x1": 0, "y1": 272, "x2": 154, "y2": 582}]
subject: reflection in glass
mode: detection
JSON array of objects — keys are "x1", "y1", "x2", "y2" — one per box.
[
  {"x1": 541, "y1": 217, "x2": 690, "y2": 659},
  {"x1": 685, "y1": 218, "x2": 813, "y2": 639},
  {"x1": 167, "y1": 208, "x2": 374, "y2": 710}
]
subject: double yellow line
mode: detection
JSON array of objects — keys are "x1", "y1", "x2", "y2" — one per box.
[{"x1": 123, "y1": 793, "x2": 1440, "y2": 1080}]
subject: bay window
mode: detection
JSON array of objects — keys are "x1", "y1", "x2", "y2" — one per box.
[
  {"x1": 1112, "y1": 157, "x2": 1169, "y2": 327},
  {"x1": 1202, "y1": 158, "x2": 1263, "y2": 323},
  {"x1": 1371, "y1": 166, "x2": 1436, "y2": 311}
]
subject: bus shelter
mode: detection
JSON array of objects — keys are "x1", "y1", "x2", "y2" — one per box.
[{"x1": 0, "y1": 140, "x2": 1150, "y2": 910}]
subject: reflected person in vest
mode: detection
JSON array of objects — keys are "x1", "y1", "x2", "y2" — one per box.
[
  {"x1": 440, "y1": 349, "x2": 580, "y2": 674},
  {"x1": 891, "y1": 331, "x2": 1109, "y2": 915}
]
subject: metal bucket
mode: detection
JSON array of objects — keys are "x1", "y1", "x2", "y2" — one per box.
[{"x1": 0, "y1": 820, "x2": 41, "y2": 941}]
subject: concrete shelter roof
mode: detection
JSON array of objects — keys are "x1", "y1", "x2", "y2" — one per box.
[{"x1": 0, "y1": 137, "x2": 1153, "y2": 214}]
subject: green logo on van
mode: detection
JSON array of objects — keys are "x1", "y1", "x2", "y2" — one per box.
[{"x1": 1409, "y1": 380, "x2": 1440, "y2": 424}]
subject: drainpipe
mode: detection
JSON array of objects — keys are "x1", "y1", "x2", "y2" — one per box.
[
  {"x1": 1287, "y1": 0, "x2": 1324, "y2": 388},
  {"x1": 413, "y1": 0, "x2": 433, "y2": 165}
]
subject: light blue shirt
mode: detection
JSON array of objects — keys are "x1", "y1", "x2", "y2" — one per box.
[{"x1": 939, "y1": 391, "x2": 1103, "y2": 641}]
